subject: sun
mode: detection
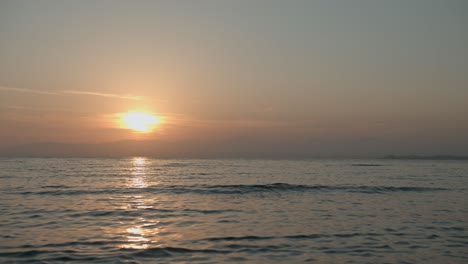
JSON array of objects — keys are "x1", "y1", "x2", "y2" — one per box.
[{"x1": 120, "y1": 112, "x2": 160, "y2": 133}]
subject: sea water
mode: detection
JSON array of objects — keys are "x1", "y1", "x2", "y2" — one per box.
[{"x1": 0, "y1": 158, "x2": 467, "y2": 263}]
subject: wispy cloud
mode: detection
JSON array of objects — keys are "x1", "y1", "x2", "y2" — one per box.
[
  {"x1": 1, "y1": 105, "x2": 88, "y2": 113},
  {"x1": 61, "y1": 90, "x2": 144, "y2": 101},
  {"x1": 0, "y1": 86, "x2": 61, "y2": 96},
  {"x1": 1, "y1": 105, "x2": 36, "y2": 110},
  {"x1": 1, "y1": 86, "x2": 144, "y2": 101}
]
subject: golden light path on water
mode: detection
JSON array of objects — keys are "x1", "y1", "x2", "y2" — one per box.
[
  {"x1": 131, "y1": 157, "x2": 149, "y2": 188},
  {"x1": 120, "y1": 157, "x2": 160, "y2": 250}
]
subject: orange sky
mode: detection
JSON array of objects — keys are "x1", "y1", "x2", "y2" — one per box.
[{"x1": 1, "y1": 1, "x2": 467, "y2": 157}]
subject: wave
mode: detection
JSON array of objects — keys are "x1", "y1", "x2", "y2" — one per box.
[
  {"x1": 202, "y1": 232, "x2": 384, "y2": 242},
  {"x1": 2, "y1": 230, "x2": 464, "y2": 263},
  {"x1": 41, "y1": 185, "x2": 70, "y2": 189},
  {"x1": 65, "y1": 208, "x2": 241, "y2": 218},
  {"x1": 125, "y1": 246, "x2": 227, "y2": 257},
  {"x1": 190, "y1": 183, "x2": 446, "y2": 194},
  {"x1": 0, "y1": 238, "x2": 396, "y2": 263},
  {"x1": 155, "y1": 183, "x2": 446, "y2": 195},
  {"x1": 351, "y1": 164, "x2": 385, "y2": 167},
  {"x1": 14, "y1": 183, "x2": 448, "y2": 196},
  {"x1": 0, "y1": 246, "x2": 227, "y2": 263}
]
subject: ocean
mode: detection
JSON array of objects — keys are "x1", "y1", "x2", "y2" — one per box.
[{"x1": 0, "y1": 158, "x2": 467, "y2": 263}]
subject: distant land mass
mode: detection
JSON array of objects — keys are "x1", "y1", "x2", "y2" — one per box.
[
  {"x1": 1, "y1": 139, "x2": 468, "y2": 159},
  {"x1": 384, "y1": 155, "x2": 468, "y2": 160},
  {"x1": 0, "y1": 139, "x2": 348, "y2": 159}
]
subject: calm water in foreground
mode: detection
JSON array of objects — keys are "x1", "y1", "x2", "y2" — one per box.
[{"x1": 0, "y1": 158, "x2": 467, "y2": 263}]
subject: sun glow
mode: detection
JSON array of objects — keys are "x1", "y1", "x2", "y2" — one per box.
[{"x1": 120, "y1": 112, "x2": 160, "y2": 133}]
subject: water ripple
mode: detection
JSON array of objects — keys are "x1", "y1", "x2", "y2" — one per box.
[{"x1": 12, "y1": 183, "x2": 448, "y2": 196}]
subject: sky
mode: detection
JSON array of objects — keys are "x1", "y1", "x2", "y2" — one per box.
[{"x1": 0, "y1": 0, "x2": 467, "y2": 158}]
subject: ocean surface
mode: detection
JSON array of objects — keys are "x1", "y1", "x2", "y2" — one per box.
[{"x1": 0, "y1": 158, "x2": 467, "y2": 263}]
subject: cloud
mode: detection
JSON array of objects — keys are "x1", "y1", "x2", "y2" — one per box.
[
  {"x1": 61, "y1": 90, "x2": 144, "y2": 101},
  {"x1": 0, "y1": 86, "x2": 61, "y2": 96},
  {"x1": 0, "y1": 104, "x2": 86, "y2": 113},
  {"x1": 1, "y1": 86, "x2": 144, "y2": 101}
]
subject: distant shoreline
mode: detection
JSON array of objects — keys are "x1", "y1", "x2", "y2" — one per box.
[{"x1": 384, "y1": 155, "x2": 468, "y2": 160}]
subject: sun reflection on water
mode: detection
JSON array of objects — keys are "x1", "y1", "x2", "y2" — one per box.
[
  {"x1": 130, "y1": 157, "x2": 148, "y2": 188},
  {"x1": 115, "y1": 157, "x2": 179, "y2": 250},
  {"x1": 119, "y1": 157, "x2": 158, "y2": 249},
  {"x1": 121, "y1": 224, "x2": 161, "y2": 249}
]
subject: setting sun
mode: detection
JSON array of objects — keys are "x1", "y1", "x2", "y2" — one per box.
[{"x1": 120, "y1": 112, "x2": 160, "y2": 133}]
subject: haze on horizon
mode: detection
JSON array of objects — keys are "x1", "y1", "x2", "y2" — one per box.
[{"x1": 1, "y1": 0, "x2": 467, "y2": 158}]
